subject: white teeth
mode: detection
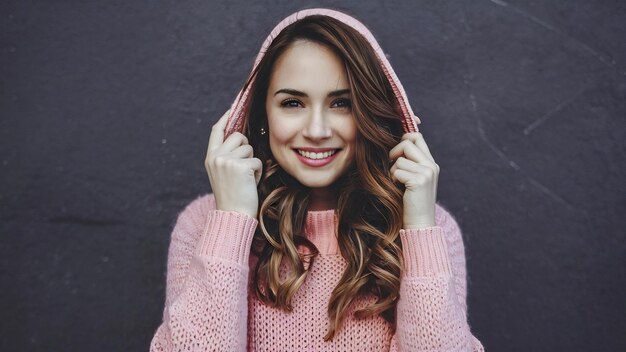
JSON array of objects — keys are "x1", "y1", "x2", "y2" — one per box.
[{"x1": 297, "y1": 149, "x2": 337, "y2": 159}]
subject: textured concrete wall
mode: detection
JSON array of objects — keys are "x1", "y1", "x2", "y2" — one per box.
[{"x1": 1, "y1": 1, "x2": 624, "y2": 351}]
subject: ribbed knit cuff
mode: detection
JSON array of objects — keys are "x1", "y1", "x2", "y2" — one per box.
[
  {"x1": 399, "y1": 226, "x2": 452, "y2": 277},
  {"x1": 194, "y1": 210, "x2": 258, "y2": 265}
]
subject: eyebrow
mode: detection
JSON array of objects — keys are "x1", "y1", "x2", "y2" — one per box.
[{"x1": 273, "y1": 88, "x2": 351, "y2": 98}]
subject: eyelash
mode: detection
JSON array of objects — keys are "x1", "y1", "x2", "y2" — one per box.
[
  {"x1": 332, "y1": 98, "x2": 352, "y2": 109},
  {"x1": 280, "y1": 98, "x2": 352, "y2": 109},
  {"x1": 281, "y1": 99, "x2": 302, "y2": 108}
]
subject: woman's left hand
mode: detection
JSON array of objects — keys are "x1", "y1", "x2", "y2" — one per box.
[{"x1": 389, "y1": 132, "x2": 440, "y2": 229}]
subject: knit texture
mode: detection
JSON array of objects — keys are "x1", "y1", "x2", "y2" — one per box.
[{"x1": 150, "y1": 194, "x2": 484, "y2": 351}]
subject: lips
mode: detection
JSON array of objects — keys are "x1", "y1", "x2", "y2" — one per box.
[
  {"x1": 295, "y1": 149, "x2": 338, "y2": 159},
  {"x1": 294, "y1": 147, "x2": 341, "y2": 152},
  {"x1": 293, "y1": 148, "x2": 341, "y2": 167}
]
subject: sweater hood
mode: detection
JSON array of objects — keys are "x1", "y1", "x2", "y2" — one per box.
[{"x1": 224, "y1": 8, "x2": 421, "y2": 139}]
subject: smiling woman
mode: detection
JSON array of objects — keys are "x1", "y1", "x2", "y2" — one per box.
[
  {"x1": 266, "y1": 39, "x2": 357, "y2": 195},
  {"x1": 150, "y1": 8, "x2": 484, "y2": 351}
]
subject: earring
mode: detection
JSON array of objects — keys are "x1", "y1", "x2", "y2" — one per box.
[{"x1": 260, "y1": 127, "x2": 267, "y2": 135}]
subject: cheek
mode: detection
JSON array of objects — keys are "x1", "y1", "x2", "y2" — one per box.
[
  {"x1": 267, "y1": 115, "x2": 298, "y2": 155},
  {"x1": 340, "y1": 119, "x2": 358, "y2": 146},
  {"x1": 268, "y1": 120, "x2": 292, "y2": 147},
  {"x1": 268, "y1": 133, "x2": 282, "y2": 156}
]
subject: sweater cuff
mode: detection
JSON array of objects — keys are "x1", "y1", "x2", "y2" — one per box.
[
  {"x1": 399, "y1": 226, "x2": 452, "y2": 277},
  {"x1": 194, "y1": 210, "x2": 258, "y2": 265}
]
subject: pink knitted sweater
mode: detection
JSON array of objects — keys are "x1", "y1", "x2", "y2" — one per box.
[
  {"x1": 149, "y1": 193, "x2": 484, "y2": 351},
  {"x1": 150, "y1": 8, "x2": 484, "y2": 351}
]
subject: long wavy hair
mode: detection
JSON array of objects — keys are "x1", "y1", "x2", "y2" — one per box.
[{"x1": 240, "y1": 15, "x2": 406, "y2": 341}]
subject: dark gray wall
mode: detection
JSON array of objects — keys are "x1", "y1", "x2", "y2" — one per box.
[{"x1": 1, "y1": 1, "x2": 624, "y2": 351}]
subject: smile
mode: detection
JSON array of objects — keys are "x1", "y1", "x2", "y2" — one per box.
[
  {"x1": 293, "y1": 149, "x2": 341, "y2": 167},
  {"x1": 296, "y1": 149, "x2": 338, "y2": 159}
]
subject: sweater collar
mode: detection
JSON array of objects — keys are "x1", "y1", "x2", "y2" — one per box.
[{"x1": 304, "y1": 209, "x2": 339, "y2": 255}]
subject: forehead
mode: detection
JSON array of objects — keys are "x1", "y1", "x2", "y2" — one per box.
[{"x1": 269, "y1": 40, "x2": 348, "y2": 93}]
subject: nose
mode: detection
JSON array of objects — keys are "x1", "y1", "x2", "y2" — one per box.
[{"x1": 302, "y1": 108, "x2": 332, "y2": 141}]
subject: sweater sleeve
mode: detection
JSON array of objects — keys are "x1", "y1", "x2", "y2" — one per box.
[
  {"x1": 149, "y1": 193, "x2": 258, "y2": 352},
  {"x1": 389, "y1": 204, "x2": 484, "y2": 352}
]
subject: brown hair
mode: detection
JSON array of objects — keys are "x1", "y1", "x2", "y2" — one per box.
[{"x1": 240, "y1": 15, "x2": 406, "y2": 341}]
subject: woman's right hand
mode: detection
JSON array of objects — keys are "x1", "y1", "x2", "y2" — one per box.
[{"x1": 204, "y1": 109, "x2": 263, "y2": 219}]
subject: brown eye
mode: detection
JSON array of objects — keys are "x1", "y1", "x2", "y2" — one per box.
[
  {"x1": 331, "y1": 98, "x2": 352, "y2": 109},
  {"x1": 281, "y1": 99, "x2": 303, "y2": 108}
]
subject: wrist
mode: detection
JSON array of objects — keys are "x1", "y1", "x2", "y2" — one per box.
[
  {"x1": 403, "y1": 222, "x2": 436, "y2": 229},
  {"x1": 403, "y1": 209, "x2": 435, "y2": 229},
  {"x1": 215, "y1": 204, "x2": 257, "y2": 220},
  {"x1": 231, "y1": 209, "x2": 257, "y2": 220},
  {"x1": 403, "y1": 216, "x2": 435, "y2": 229}
]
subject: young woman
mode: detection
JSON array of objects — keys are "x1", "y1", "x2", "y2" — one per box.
[{"x1": 150, "y1": 8, "x2": 484, "y2": 351}]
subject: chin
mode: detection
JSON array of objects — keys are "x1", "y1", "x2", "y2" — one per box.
[
  {"x1": 292, "y1": 171, "x2": 341, "y2": 188},
  {"x1": 274, "y1": 151, "x2": 354, "y2": 189},
  {"x1": 299, "y1": 179, "x2": 336, "y2": 189}
]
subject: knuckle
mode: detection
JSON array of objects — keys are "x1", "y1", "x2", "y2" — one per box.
[
  {"x1": 226, "y1": 158, "x2": 239, "y2": 168},
  {"x1": 233, "y1": 131, "x2": 248, "y2": 143},
  {"x1": 214, "y1": 155, "x2": 227, "y2": 166},
  {"x1": 403, "y1": 132, "x2": 418, "y2": 140}
]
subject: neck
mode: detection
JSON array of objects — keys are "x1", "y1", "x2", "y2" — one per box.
[{"x1": 308, "y1": 187, "x2": 336, "y2": 211}]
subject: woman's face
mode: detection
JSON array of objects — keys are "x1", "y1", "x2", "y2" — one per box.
[{"x1": 265, "y1": 40, "x2": 357, "y2": 189}]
